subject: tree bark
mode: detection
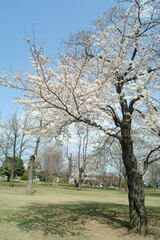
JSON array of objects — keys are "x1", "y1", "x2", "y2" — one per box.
[
  {"x1": 26, "y1": 124, "x2": 41, "y2": 195},
  {"x1": 121, "y1": 125, "x2": 148, "y2": 235},
  {"x1": 27, "y1": 155, "x2": 34, "y2": 195},
  {"x1": 128, "y1": 172, "x2": 148, "y2": 235},
  {"x1": 118, "y1": 159, "x2": 122, "y2": 190},
  {"x1": 66, "y1": 175, "x2": 69, "y2": 189},
  {"x1": 10, "y1": 170, "x2": 14, "y2": 187},
  {"x1": 78, "y1": 169, "x2": 83, "y2": 190},
  {"x1": 124, "y1": 171, "x2": 128, "y2": 192}
]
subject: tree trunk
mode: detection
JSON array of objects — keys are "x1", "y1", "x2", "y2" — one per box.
[
  {"x1": 66, "y1": 154, "x2": 72, "y2": 189},
  {"x1": 1, "y1": 174, "x2": 4, "y2": 182},
  {"x1": 10, "y1": 170, "x2": 14, "y2": 187},
  {"x1": 66, "y1": 175, "x2": 69, "y2": 189},
  {"x1": 153, "y1": 179, "x2": 157, "y2": 192},
  {"x1": 78, "y1": 181, "x2": 81, "y2": 190},
  {"x1": 124, "y1": 172, "x2": 128, "y2": 192},
  {"x1": 127, "y1": 172, "x2": 148, "y2": 235},
  {"x1": 119, "y1": 173, "x2": 122, "y2": 190},
  {"x1": 74, "y1": 179, "x2": 78, "y2": 187},
  {"x1": 121, "y1": 126, "x2": 148, "y2": 235},
  {"x1": 78, "y1": 169, "x2": 83, "y2": 190},
  {"x1": 27, "y1": 155, "x2": 35, "y2": 195},
  {"x1": 53, "y1": 174, "x2": 57, "y2": 187},
  {"x1": 26, "y1": 125, "x2": 41, "y2": 195}
]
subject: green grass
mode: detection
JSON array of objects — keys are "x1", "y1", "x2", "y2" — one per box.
[{"x1": 0, "y1": 181, "x2": 160, "y2": 240}]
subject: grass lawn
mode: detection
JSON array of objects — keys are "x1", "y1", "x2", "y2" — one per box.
[{"x1": 0, "y1": 181, "x2": 160, "y2": 240}]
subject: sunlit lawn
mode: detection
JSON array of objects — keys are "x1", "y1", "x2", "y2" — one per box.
[{"x1": 0, "y1": 181, "x2": 160, "y2": 240}]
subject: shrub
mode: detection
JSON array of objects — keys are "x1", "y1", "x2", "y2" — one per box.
[
  {"x1": 121, "y1": 181, "x2": 125, "y2": 188},
  {"x1": 21, "y1": 174, "x2": 28, "y2": 181}
]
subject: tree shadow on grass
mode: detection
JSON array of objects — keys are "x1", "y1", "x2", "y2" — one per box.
[
  {"x1": 6, "y1": 202, "x2": 129, "y2": 237},
  {"x1": 146, "y1": 206, "x2": 160, "y2": 239},
  {"x1": 5, "y1": 202, "x2": 160, "y2": 239}
]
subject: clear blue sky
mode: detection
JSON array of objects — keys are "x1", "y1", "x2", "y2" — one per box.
[{"x1": 0, "y1": 0, "x2": 115, "y2": 119}]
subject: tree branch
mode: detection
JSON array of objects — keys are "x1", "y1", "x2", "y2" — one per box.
[{"x1": 142, "y1": 145, "x2": 160, "y2": 175}]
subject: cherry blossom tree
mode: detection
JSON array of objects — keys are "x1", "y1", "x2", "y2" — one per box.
[
  {"x1": 96, "y1": 144, "x2": 111, "y2": 189},
  {"x1": 147, "y1": 161, "x2": 160, "y2": 190},
  {"x1": 37, "y1": 141, "x2": 64, "y2": 186},
  {"x1": 0, "y1": 0, "x2": 160, "y2": 235},
  {"x1": 70, "y1": 123, "x2": 96, "y2": 190}
]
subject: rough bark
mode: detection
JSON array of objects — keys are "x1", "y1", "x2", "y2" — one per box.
[
  {"x1": 128, "y1": 172, "x2": 148, "y2": 235},
  {"x1": 124, "y1": 171, "x2": 128, "y2": 192},
  {"x1": 121, "y1": 123, "x2": 148, "y2": 235}
]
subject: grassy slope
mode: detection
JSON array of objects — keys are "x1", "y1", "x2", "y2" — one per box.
[{"x1": 0, "y1": 181, "x2": 160, "y2": 240}]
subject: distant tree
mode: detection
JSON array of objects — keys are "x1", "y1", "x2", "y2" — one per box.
[
  {"x1": 65, "y1": 154, "x2": 72, "y2": 189},
  {"x1": 0, "y1": 112, "x2": 32, "y2": 187},
  {"x1": 20, "y1": 170, "x2": 28, "y2": 181},
  {"x1": 37, "y1": 141, "x2": 64, "y2": 186},
  {"x1": 71, "y1": 123, "x2": 96, "y2": 190},
  {"x1": 96, "y1": 144, "x2": 111, "y2": 189},
  {"x1": 0, "y1": 157, "x2": 25, "y2": 181},
  {"x1": 63, "y1": 133, "x2": 73, "y2": 189},
  {"x1": 147, "y1": 162, "x2": 160, "y2": 191},
  {"x1": 106, "y1": 172, "x2": 119, "y2": 186},
  {"x1": 109, "y1": 141, "x2": 125, "y2": 189}
]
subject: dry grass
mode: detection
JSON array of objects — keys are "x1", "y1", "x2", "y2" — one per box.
[{"x1": 0, "y1": 181, "x2": 160, "y2": 240}]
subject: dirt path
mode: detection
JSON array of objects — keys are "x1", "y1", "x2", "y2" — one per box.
[{"x1": 83, "y1": 220, "x2": 158, "y2": 240}]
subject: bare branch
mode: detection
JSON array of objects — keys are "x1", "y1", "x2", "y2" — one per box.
[{"x1": 142, "y1": 145, "x2": 160, "y2": 175}]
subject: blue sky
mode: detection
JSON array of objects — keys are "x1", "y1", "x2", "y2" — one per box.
[{"x1": 0, "y1": 0, "x2": 115, "y2": 119}]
